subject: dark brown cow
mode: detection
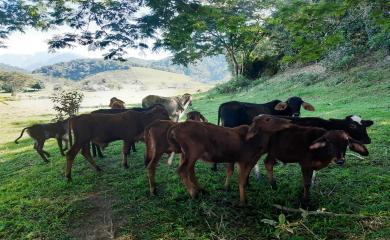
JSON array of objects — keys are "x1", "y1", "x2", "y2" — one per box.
[
  {"x1": 14, "y1": 119, "x2": 69, "y2": 162},
  {"x1": 144, "y1": 111, "x2": 208, "y2": 195},
  {"x1": 109, "y1": 97, "x2": 125, "y2": 109},
  {"x1": 65, "y1": 105, "x2": 169, "y2": 180},
  {"x1": 165, "y1": 118, "x2": 290, "y2": 205},
  {"x1": 247, "y1": 115, "x2": 369, "y2": 207}
]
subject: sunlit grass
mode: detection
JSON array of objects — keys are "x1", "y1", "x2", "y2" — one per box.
[{"x1": 0, "y1": 61, "x2": 389, "y2": 239}]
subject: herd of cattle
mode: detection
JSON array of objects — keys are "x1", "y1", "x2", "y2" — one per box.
[{"x1": 14, "y1": 94, "x2": 374, "y2": 207}]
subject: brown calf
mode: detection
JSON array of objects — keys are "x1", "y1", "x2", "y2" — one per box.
[
  {"x1": 109, "y1": 97, "x2": 125, "y2": 109},
  {"x1": 65, "y1": 105, "x2": 169, "y2": 180},
  {"x1": 247, "y1": 115, "x2": 369, "y2": 207},
  {"x1": 14, "y1": 119, "x2": 69, "y2": 162},
  {"x1": 165, "y1": 118, "x2": 289, "y2": 205},
  {"x1": 144, "y1": 111, "x2": 208, "y2": 195}
]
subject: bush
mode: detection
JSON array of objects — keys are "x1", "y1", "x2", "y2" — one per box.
[
  {"x1": 215, "y1": 75, "x2": 254, "y2": 94},
  {"x1": 50, "y1": 89, "x2": 84, "y2": 120},
  {"x1": 322, "y1": 45, "x2": 357, "y2": 70}
]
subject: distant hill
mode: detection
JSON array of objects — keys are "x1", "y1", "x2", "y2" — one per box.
[
  {"x1": 33, "y1": 55, "x2": 231, "y2": 82},
  {"x1": 32, "y1": 59, "x2": 130, "y2": 81},
  {"x1": 0, "y1": 52, "x2": 82, "y2": 71},
  {"x1": 79, "y1": 67, "x2": 210, "y2": 91},
  {"x1": 0, "y1": 63, "x2": 27, "y2": 73}
]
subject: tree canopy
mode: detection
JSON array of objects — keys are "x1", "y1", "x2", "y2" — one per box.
[{"x1": 1, "y1": 0, "x2": 388, "y2": 78}]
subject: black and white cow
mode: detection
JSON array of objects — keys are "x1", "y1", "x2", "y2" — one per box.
[
  {"x1": 212, "y1": 96, "x2": 315, "y2": 171},
  {"x1": 279, "y1": 115, "x2": 374, "y2": 144}
]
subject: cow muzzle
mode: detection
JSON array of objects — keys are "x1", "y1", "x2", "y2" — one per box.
[{"x1": 335, "y1": 158, "x2": 345, "y2": 166}]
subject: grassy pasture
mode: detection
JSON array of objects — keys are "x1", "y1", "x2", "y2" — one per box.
[{"x1": 0, "y1": 61, "x2": 389, "y2": 239}]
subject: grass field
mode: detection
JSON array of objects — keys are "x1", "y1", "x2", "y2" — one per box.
[{"x1": 0, "y1": 59, "x2": 389, "y2": 239}]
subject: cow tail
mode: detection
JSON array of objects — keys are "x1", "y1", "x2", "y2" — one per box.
[
  {"x1": 144, "y1": 128, "x2": 155, "y2": 167},
  {"x1": 166, "y1": 126, "x2": 180, "y2": 153},
  {"x1": 217, "y1": 104, "x2": 222, "y2": 126},
  {"x1": 14, "y1": 127, "x2": 28, "y2": 144}
]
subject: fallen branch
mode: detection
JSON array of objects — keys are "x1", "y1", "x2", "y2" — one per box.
[
  {"x1": 346, "y1": 152, "x2": 365, "y2": 160},
  {"x1": 273, "y1": 204, "x2": 385, "y2": 219}
]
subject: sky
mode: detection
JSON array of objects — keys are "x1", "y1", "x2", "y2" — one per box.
[{"x1": 0, "y1": 27, "x2": 171, "y2": 60}]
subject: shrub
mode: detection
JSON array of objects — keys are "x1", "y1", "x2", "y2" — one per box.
[
  {"x1": 50, "y1": 89, "x2": 84, "y2": 120},
  {"x1": 215, "y1": 75, "x2": 254, "y2": 94}
]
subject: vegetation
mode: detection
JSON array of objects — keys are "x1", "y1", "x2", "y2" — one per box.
[
  {"x1": 33, "y1": 59, "x2": 130, "y2": 81},
  {"x1": 0, "y1": 71, "x2": 36, "y2": 96},
  {"x1": 33, "y1": 55, "x2": 230, "y2": 82},
  {"x1": 50, "y1": 90, "x2": 84, "y2": 120},
  {"x1": 0, "y1": 58, "x2": 388, "y2": 239}
]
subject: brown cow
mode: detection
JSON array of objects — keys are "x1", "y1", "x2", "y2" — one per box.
[
  {"x1": 65, "y1": 105, "x2": 169, "y2": 180},
  {"x1": 144, "y1": 111, "x2": 208, "y2": 195},
  {"x1": 246, "y1": 115, "x2": 369, "y2": 207},
  {"x1": 14, "y1": 119, "x2": 69, "y2": 162},
  {"x1": 109, "y1": 97, "x2": 125, "y2": 109},
  {"x1": 165, "y1": 118, "x2": 290, "y2": 205}
]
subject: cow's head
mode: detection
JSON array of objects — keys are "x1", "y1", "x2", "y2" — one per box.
[
  {"x1": 182, "y1": 93, "x2": 193, "y2": 107},
  {"x1": 246, "y1": 114, "x2": 292, "y2": 140},
  {"x1": 274, "y1": 96, "x2": 315, "y2": 117},
  {"x1": 309, "y1": 130, "x2": 368, "y2": 166},
  {"x1": 186, "y1": 111, "x2": 208, "y2": 122},
  {"x1": 336, "y1": 115, "x2": 373, "y2": 144}
]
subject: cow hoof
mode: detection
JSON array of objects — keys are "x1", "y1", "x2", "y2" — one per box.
[
  {"x1": 96, "y1": 166, "x2": 103, "y2": 172},
  {"x1": 150, "y1": 189, "x2": 157, "y2": 197},
  {"x1": 123, "y1": 164, "x2": 129, "y2": 169},
  {"x1": 211, "y1": 166, "x2": 218, "y2": 172}
]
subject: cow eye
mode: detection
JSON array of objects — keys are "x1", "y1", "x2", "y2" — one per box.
[{"x1": 349, "y1": 123, "x2": 357, "y2": 129}]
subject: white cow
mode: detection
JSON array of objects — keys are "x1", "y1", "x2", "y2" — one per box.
[{"x1": 142, "y1": 93, "x2": 192, "y2": 122}]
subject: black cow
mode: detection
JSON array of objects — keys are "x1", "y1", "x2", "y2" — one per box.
[
  {"x1": 279, "y1": 115, "x2": 374, "y2": 144},
  {"x1": 90, "y1": 107, "x2": 149, "y2": 157},
  {"x1": 212, "y1": 96, "x2": 315, "y2": 171}
]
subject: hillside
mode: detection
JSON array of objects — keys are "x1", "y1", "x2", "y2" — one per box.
[
  {"x1": 0, "y1": 57, "x2": 388, "y2": 239},
  {"x1": 0, "y1": 63, "x2": 27, "y2": 73},
  {"x1": 32, "y1": 55, "x2": 230, "y2": 82},
  {"x1": 79, "y1": 67, "x2": 210, "y2": 91}
]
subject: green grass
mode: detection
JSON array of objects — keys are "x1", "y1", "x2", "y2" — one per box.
[{"x1": 0, "y1": 60, "x2": 389, "y2": 239}]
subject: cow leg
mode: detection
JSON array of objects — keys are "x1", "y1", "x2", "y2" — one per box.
[
  {"x1": 147, "y1": 151, "x2": 163, "y2": 196},
  {"x1": 300, "y1": 166, "x2": 314, "y2": 208},
  {"x1": 57, "y1": 137, "x2": 66, "y2": 156},
  {"x1": 264, "y1": 155, "x2": 277, "y2": 190},
  {"x1": 224, "y1": 163, "x2": 234, "y2": 190},
  {"x1": 311, "y1": 171, "x2": 317, "y2": 188},
  {"x1": 122, "y1": 141, "x2": 132, "y2": 169},
  {"x1": 177, "y1": 154, "x2": 195, "y2": 198},
  {"x1": 91, "y1": 143, "x2": 97, "y2": 157},
  {"x1": 167, "y1": 152, "x2": 175, "y2": 166},
  {"x1": 65, "y1": 145, "x2": 81, "y2": 181},
  {"x1": 238, "y1": 162, "x2": 255, "y2": 206},
  {"x1": 211, "y1": 163, "x2": 218, "y2": 171},
  {"x1": 63, "y1": 139, "x2": 69, "y2": 151},
  {"x1": 187, "y1": 160, "x2": 202, "y2": 194},
  {"x1": 81, "y1": 143, "x2": 102, "y2": 172},
  {"x1": 132, "y1": 143, "x2": 137, "y2": 152},
  {"x1": 35, "y1": 140, "x2": 49, "y2": 163}
]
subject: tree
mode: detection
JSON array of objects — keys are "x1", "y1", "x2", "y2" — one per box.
[
  {"x1": 0, "y1": 71, "x2": 34, "y2": 96},
  {"x1": 144, "y1": 0, "x2": 273, "y2": 77}
]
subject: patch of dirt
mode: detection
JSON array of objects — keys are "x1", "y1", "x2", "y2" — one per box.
[{"x1": 70, "y1": 191, "x2": 123, "y2": 240}]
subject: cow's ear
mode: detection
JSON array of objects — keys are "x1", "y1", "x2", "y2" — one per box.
[
  {"x1": 309, "y1": 136, "x2": 327, "y2": 150},
  {"x1": 362, "y1": 120, "x2": 374, "y2": 127},
  {"x1": 302, "y1": 102, "x2": 315, "y2": 111},
  {"x1": 246, "y1": 124, "x2": 259, "y2": 140},
  {"x1": 348, "y1": 138, "x2": 369, "y2": 156},
  {"x1": 200, "y1": 115, "x2": 208, "y2": 122},
  {"x1": 274, "y1": 102, "x2": 288, "y2": 111}
]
